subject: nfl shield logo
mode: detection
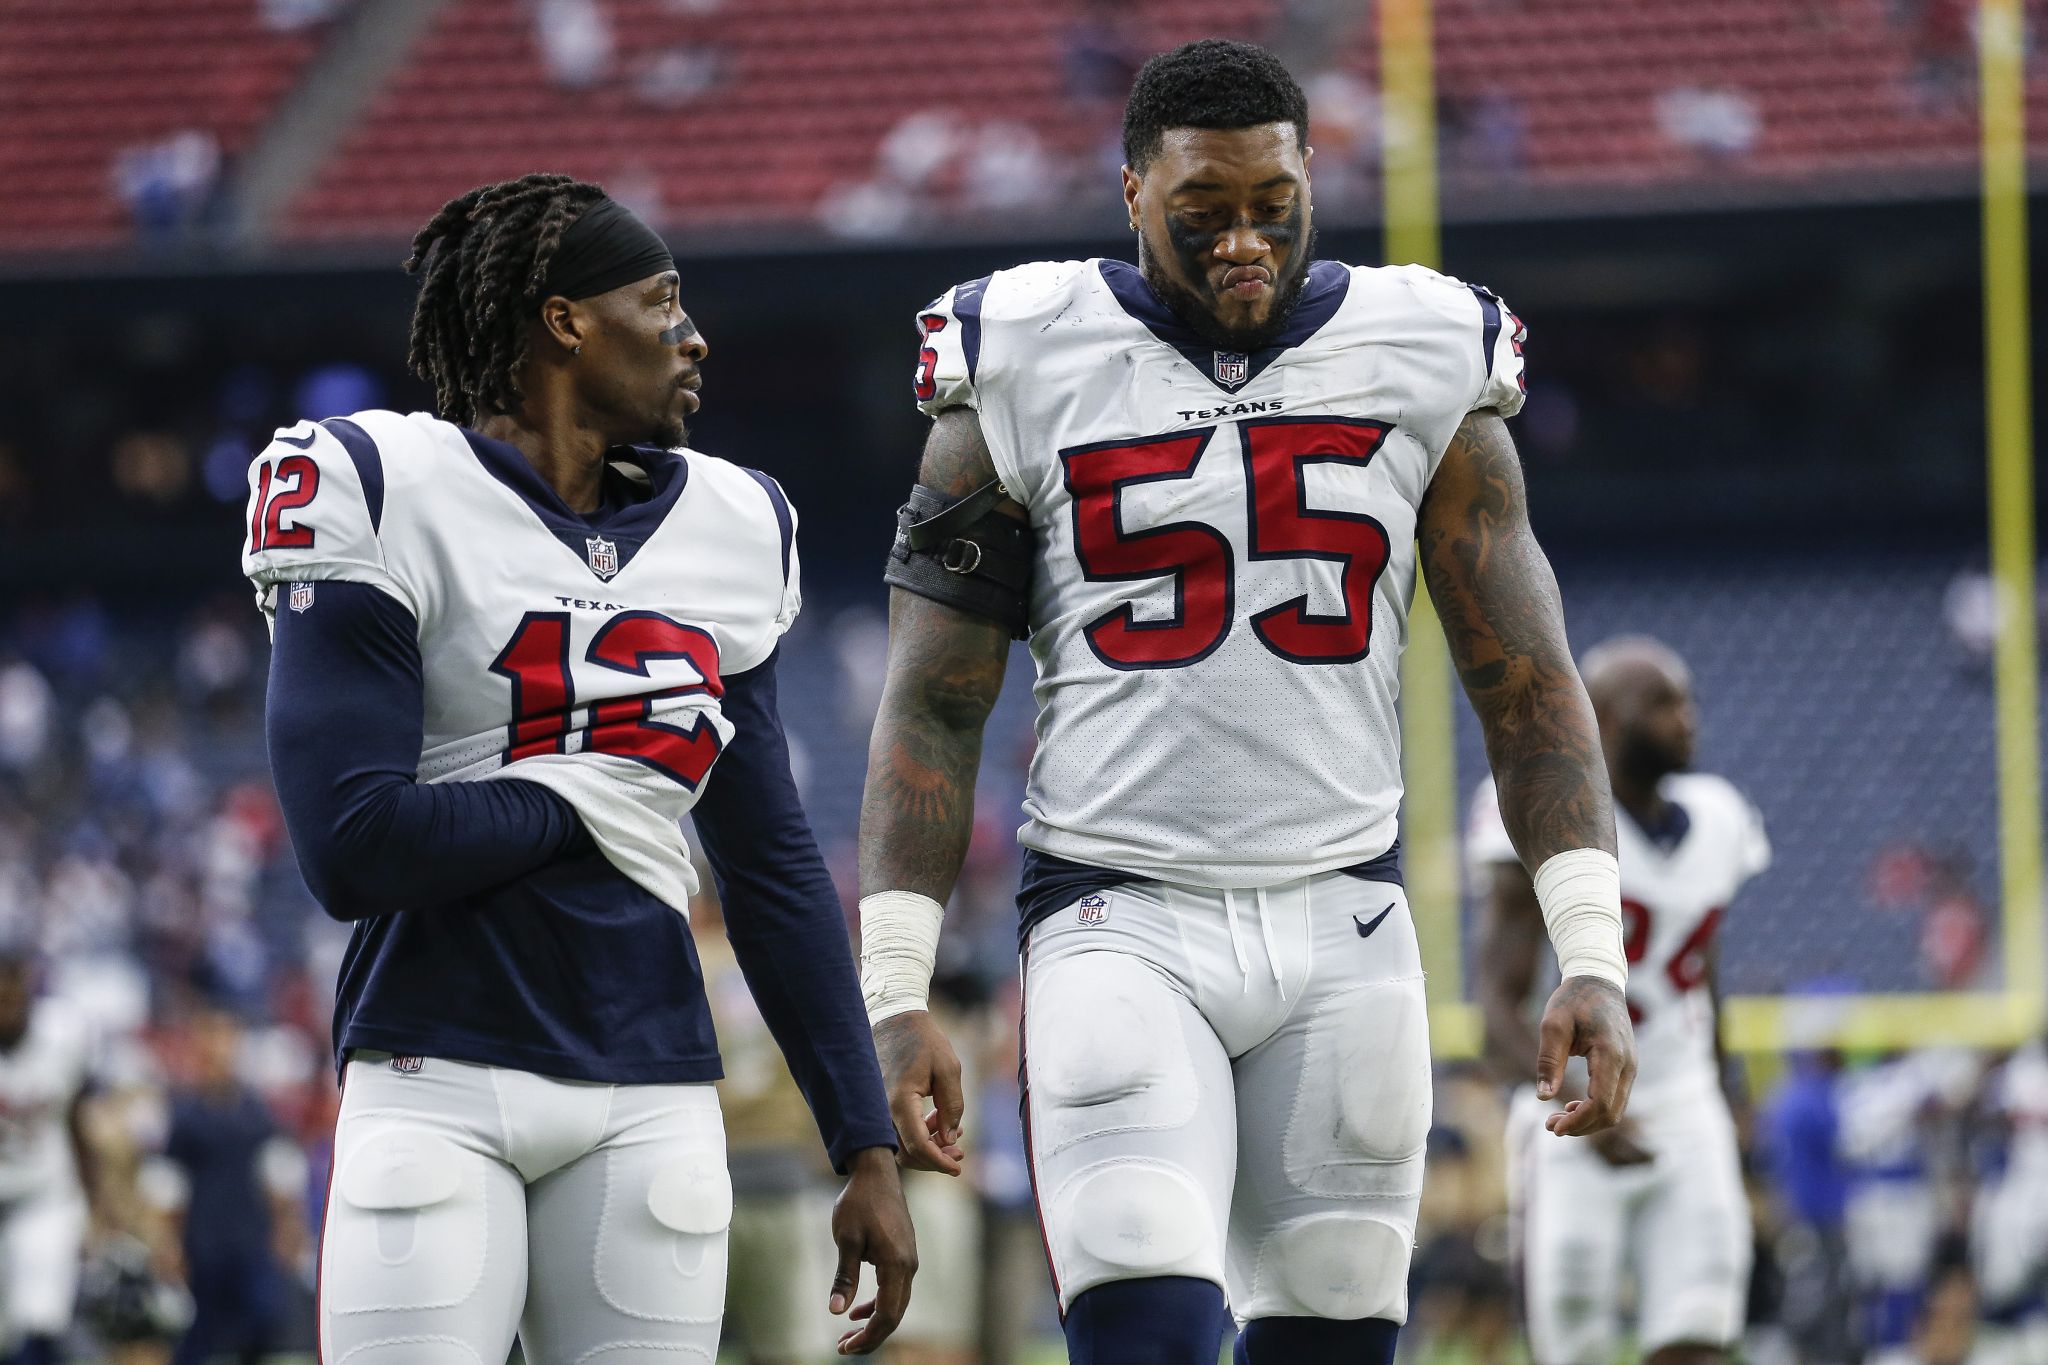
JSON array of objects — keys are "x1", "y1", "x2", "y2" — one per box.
[
  {"x1": 1214, "y1": 352, "x2": 1249, "y2": 388},
  {"x1": 1078, "y1": 894, "x2": 1109, "y2": 926},
  {"x1": 288, "y1": 582, "x2": 315, "y2": 613},
  {"x1": 390, "y1": 1055, "x2": 424, "y2": 1075},
  {"x1": 585, "y1": 535, "x2": 620, "y2": 580}
]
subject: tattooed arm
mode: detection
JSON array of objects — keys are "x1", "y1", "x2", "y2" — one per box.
[
  {"x1": 1420, "y1": 408, "x2": 1635, "y2": 1135},
  {"x1": 857, "y1": 405, "x2": 1022, "y2": 1172}
]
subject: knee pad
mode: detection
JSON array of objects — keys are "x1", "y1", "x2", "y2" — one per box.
[
  {"x1": 1048, "y1": 1159, "x2": 1217, "y2": 1301},
  {"x1": 1029, "y1": 955, "x2": 1198, "y2": 1158},
  {"x1": 1263, "y1": 1215, "x2": 1412, "y2": 1323},
  {"x1": 329, "y1": 1130, "x2": 483, "y2": 1315},
  {"x1": 1284, "y1": 979, "x2": 1431, "y2": 1197}
]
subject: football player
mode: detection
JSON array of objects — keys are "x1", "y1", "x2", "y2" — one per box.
[
  {"x1": 243, "y1": 175, "x2": 912, "y2": 1361},
  {"x1": 0, "y1": 954, "x2": 91, "y2": 1365},
  {"x1": 1476, "y1": 636, "x2": 1769, "y2": 1365},
  {"x1": 855, "y1": 40, "x2": 1636, "y2": 1365}
]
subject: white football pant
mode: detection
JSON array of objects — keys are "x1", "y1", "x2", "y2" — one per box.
[
  {"x1": 1022, "y1": 870, "x2": 1430, "y2": 1325},
  {"x1": 1508, "y1": 1078, "x2": 1751, "y2": 1362},
  {"x1": 320, "y1": 1054, "x2": 730, "y2": 1364},
  {"x1": 0, "y1": 1183, "x2": 85, "y2": 1344}
]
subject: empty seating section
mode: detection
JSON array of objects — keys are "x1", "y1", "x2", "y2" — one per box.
[
  {"x1": 0, "y1": 0, "x2": 321, "y2": 252},
  {"x1": 288, "y1": 0, "x2": 2048, "y2": 238},
  {"x1": 1418, "y1": 0, "x2": 2048, "y2": 188},
  {"x1": 7, "y1": 0, "x2": 2043, "y2": 250}
]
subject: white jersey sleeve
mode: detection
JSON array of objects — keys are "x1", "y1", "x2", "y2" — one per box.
[
  {"x1": 1392, "y1": 266, "x2": 1529, "y2": 422},
  {"x1": 241, "y1": 417, "x2": 410, "y2": 616},
  {"x1": 912, "y1": 279, "x2": 988, "y2": 416},
  {"x1": 765, "y1": 476, "x2": 803, "y2": 643},
  {"x1": 1735, "y1": 788, "x2": 1772, "y2": 881}
]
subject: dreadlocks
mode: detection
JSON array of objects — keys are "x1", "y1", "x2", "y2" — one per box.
[{"x1": 403, "y1": 173, "x2": 608, "y2": 426}]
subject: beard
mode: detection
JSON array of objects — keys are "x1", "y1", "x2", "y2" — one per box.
[
  {"x1": 1139, "y1": 224, "x2": 1318, "y2": 353},
  {"x1": 1618, "y1": 730, "x2": 1690, "y2": 783},
  {"x1": 650, "y1": 415, "x2": 689, "y2": 449}
]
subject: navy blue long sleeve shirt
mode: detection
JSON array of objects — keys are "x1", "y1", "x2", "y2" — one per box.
[{"x1": 266, "y1": 580, "x2": 894, "y2": 1172}]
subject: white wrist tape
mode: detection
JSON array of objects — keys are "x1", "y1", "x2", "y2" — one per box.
[
  {"x1": 1533, "y1": 849, "x2": 1627, "y2": 989},
  {"x1": 858, "y1": 891, "x2": 945, "y2": 1026}
]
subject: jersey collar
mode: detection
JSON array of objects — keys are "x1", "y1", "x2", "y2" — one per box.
[
  {"x1": 1097, "y1": 257, "x2": 1350, "y2": 395},
  {"x1": 1623, "y1": 796, "x2": 1693, "y2": 854},
  {"x1": 460, "y1": 428, "x2": 691, "y2": 580}
]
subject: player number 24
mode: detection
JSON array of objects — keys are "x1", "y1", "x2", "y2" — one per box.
[
  {"x1": 1620, "y1": 898, "x2": 1724, "y2": 1025},
  {"x1": 1061, "y1": 416, "x2": 1394, "y2": 669}
]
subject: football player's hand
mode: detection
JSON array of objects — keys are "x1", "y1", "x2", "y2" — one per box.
[
  {"x1": 1537, "y1": 975, "x2": 1637, "y2": 1136},
  {"x1": 830, "y1": 1147, "x2": 917, "y2": 1355},
  {"x1": 1587, "y1": 1119, "x2": 1655, "y2": 1167},
  {"x1": 872, "y1": 1010, "x2": 967, "y2": 1175}
]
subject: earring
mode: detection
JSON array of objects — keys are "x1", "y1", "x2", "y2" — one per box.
[{"x1": 572, "y1": 344, "x2": 582, "y2": 355}]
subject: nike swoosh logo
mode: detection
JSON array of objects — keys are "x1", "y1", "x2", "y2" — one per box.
[
  {"x1": 277, "y1": 428, "x2": 318, "y2": 449},
  {"x1": 1353, "y1": 903, "x2": 1396, "y2": 939}
]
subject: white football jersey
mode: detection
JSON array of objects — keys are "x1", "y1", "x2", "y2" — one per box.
[
  {"x1": 917, "y1": 258, "x2": 1527, "y2": 887},
  {"x1": 0, "y1": 998, "x2": 91, "y2": 1201},
  {"x1": 241, "y1": 408, "x2": 800, "y2": 896},
  {"x1": 1469, "y1": 772, "x2": 1770, "y2": 1101}
]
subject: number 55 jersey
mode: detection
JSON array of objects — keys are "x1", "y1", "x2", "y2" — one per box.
[{"x1": 915, "y1": 258, "x2": 1526, "y2": 889}]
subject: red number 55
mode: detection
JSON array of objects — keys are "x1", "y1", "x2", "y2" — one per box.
[{"x1": 1060, "y1": 417, "x2": 1394, "y2": 670}]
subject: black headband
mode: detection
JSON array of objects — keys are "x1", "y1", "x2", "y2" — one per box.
[{"x1": 540, "y1": 198, "x2": 675, "y2": 302}]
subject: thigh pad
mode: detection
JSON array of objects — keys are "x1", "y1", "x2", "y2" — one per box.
[
  {"x1": 329, "y1": 1126, "x2": 488, "y2": 1316},
  {"x1": 1282, "y1": 977, "x2": 1432, "y2": 1197},
  {"x1": 1028, "y1": 953, "x2": 1199, "y2": 1159}
]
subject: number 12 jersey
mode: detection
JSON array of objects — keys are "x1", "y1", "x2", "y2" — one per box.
[{"x1": 916, "y1": 257, "x2": 1527, "y2": 887}]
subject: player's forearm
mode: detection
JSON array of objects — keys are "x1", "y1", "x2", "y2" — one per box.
[
  {"x1": 857, "y1": 593, "x2": 1006, "y2": 902},
  {"x1": 1421, "y1": 413, "x2": 1615, "y2": 864},
  {"x1": 268, "y1": 580, "x2": 592, "y2": 919},
  {"x1": 1442, "y1": 573, "x2": 1610, "y2": 864}
]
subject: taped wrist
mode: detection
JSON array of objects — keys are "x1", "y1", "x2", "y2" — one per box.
[
  {"x1": 859, "y1": 891, "x2": 945, "y2": 1025},
  {"x1": 1534, "y1": 849, "x2": 1627, "y2": 989},
  {"x1": 883, "y1": 481, "x2": 1033, "y2": 639}
]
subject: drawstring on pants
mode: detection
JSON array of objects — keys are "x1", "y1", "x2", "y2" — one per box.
[
  {"x1": 1222, "y1": 887, "x2": 1252, "y2": 993},
  {"x1": 1222, "y1": 885, "x2": 1290, "y2": 999},
  {"x1": 1254, "y1": 886, "x2": 1285, "y2": 1000}
]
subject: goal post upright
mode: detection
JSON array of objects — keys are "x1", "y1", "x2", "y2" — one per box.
[
  {"x1": 1380, "y1": 0, "x2": 1479, "y2": 1057},
  {"x1": 1979, "y1": 0, "x2": 2045, "y2": 1040}
]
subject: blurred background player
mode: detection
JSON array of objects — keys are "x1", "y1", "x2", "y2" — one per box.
[
  {"x1": 857, "y1": 39, "x2": 1634, "y2": 1365},
  {"x1": 243, "y1": 174, "x2": 911, "y2": 1361},
  {"x1": 0, "y1": 952, "x2": 92, "y2": 1365},
  {"x1": 1973, "y1": 1031, "x2": 2048, "y2": 1363},
  {"x1": 147, "y1": 1003, "x2": 305, "y2": 1365},
  {"x1": 1475, "y1": 635, "x2": 1769, "y2": 1365}
]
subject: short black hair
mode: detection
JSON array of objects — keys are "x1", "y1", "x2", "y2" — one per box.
[
  {"x1": 404, "y1": 173, "x2": 609, "y2": 426},
  {"x1": 1121, "y1": 38, "x2": 1309, "y2": 172}
]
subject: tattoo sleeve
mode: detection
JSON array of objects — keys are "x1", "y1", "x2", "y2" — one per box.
[
  {"x1": 857, "y1": 406, "x2": 1022, "y2": 902},
  {"x1": 1419, "y1": 409, "x2": 1616, "y2": 865}
]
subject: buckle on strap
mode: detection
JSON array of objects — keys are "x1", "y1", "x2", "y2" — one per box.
[{"x1": 940, "y1": 539, "x2": 983, "y2": 574}]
